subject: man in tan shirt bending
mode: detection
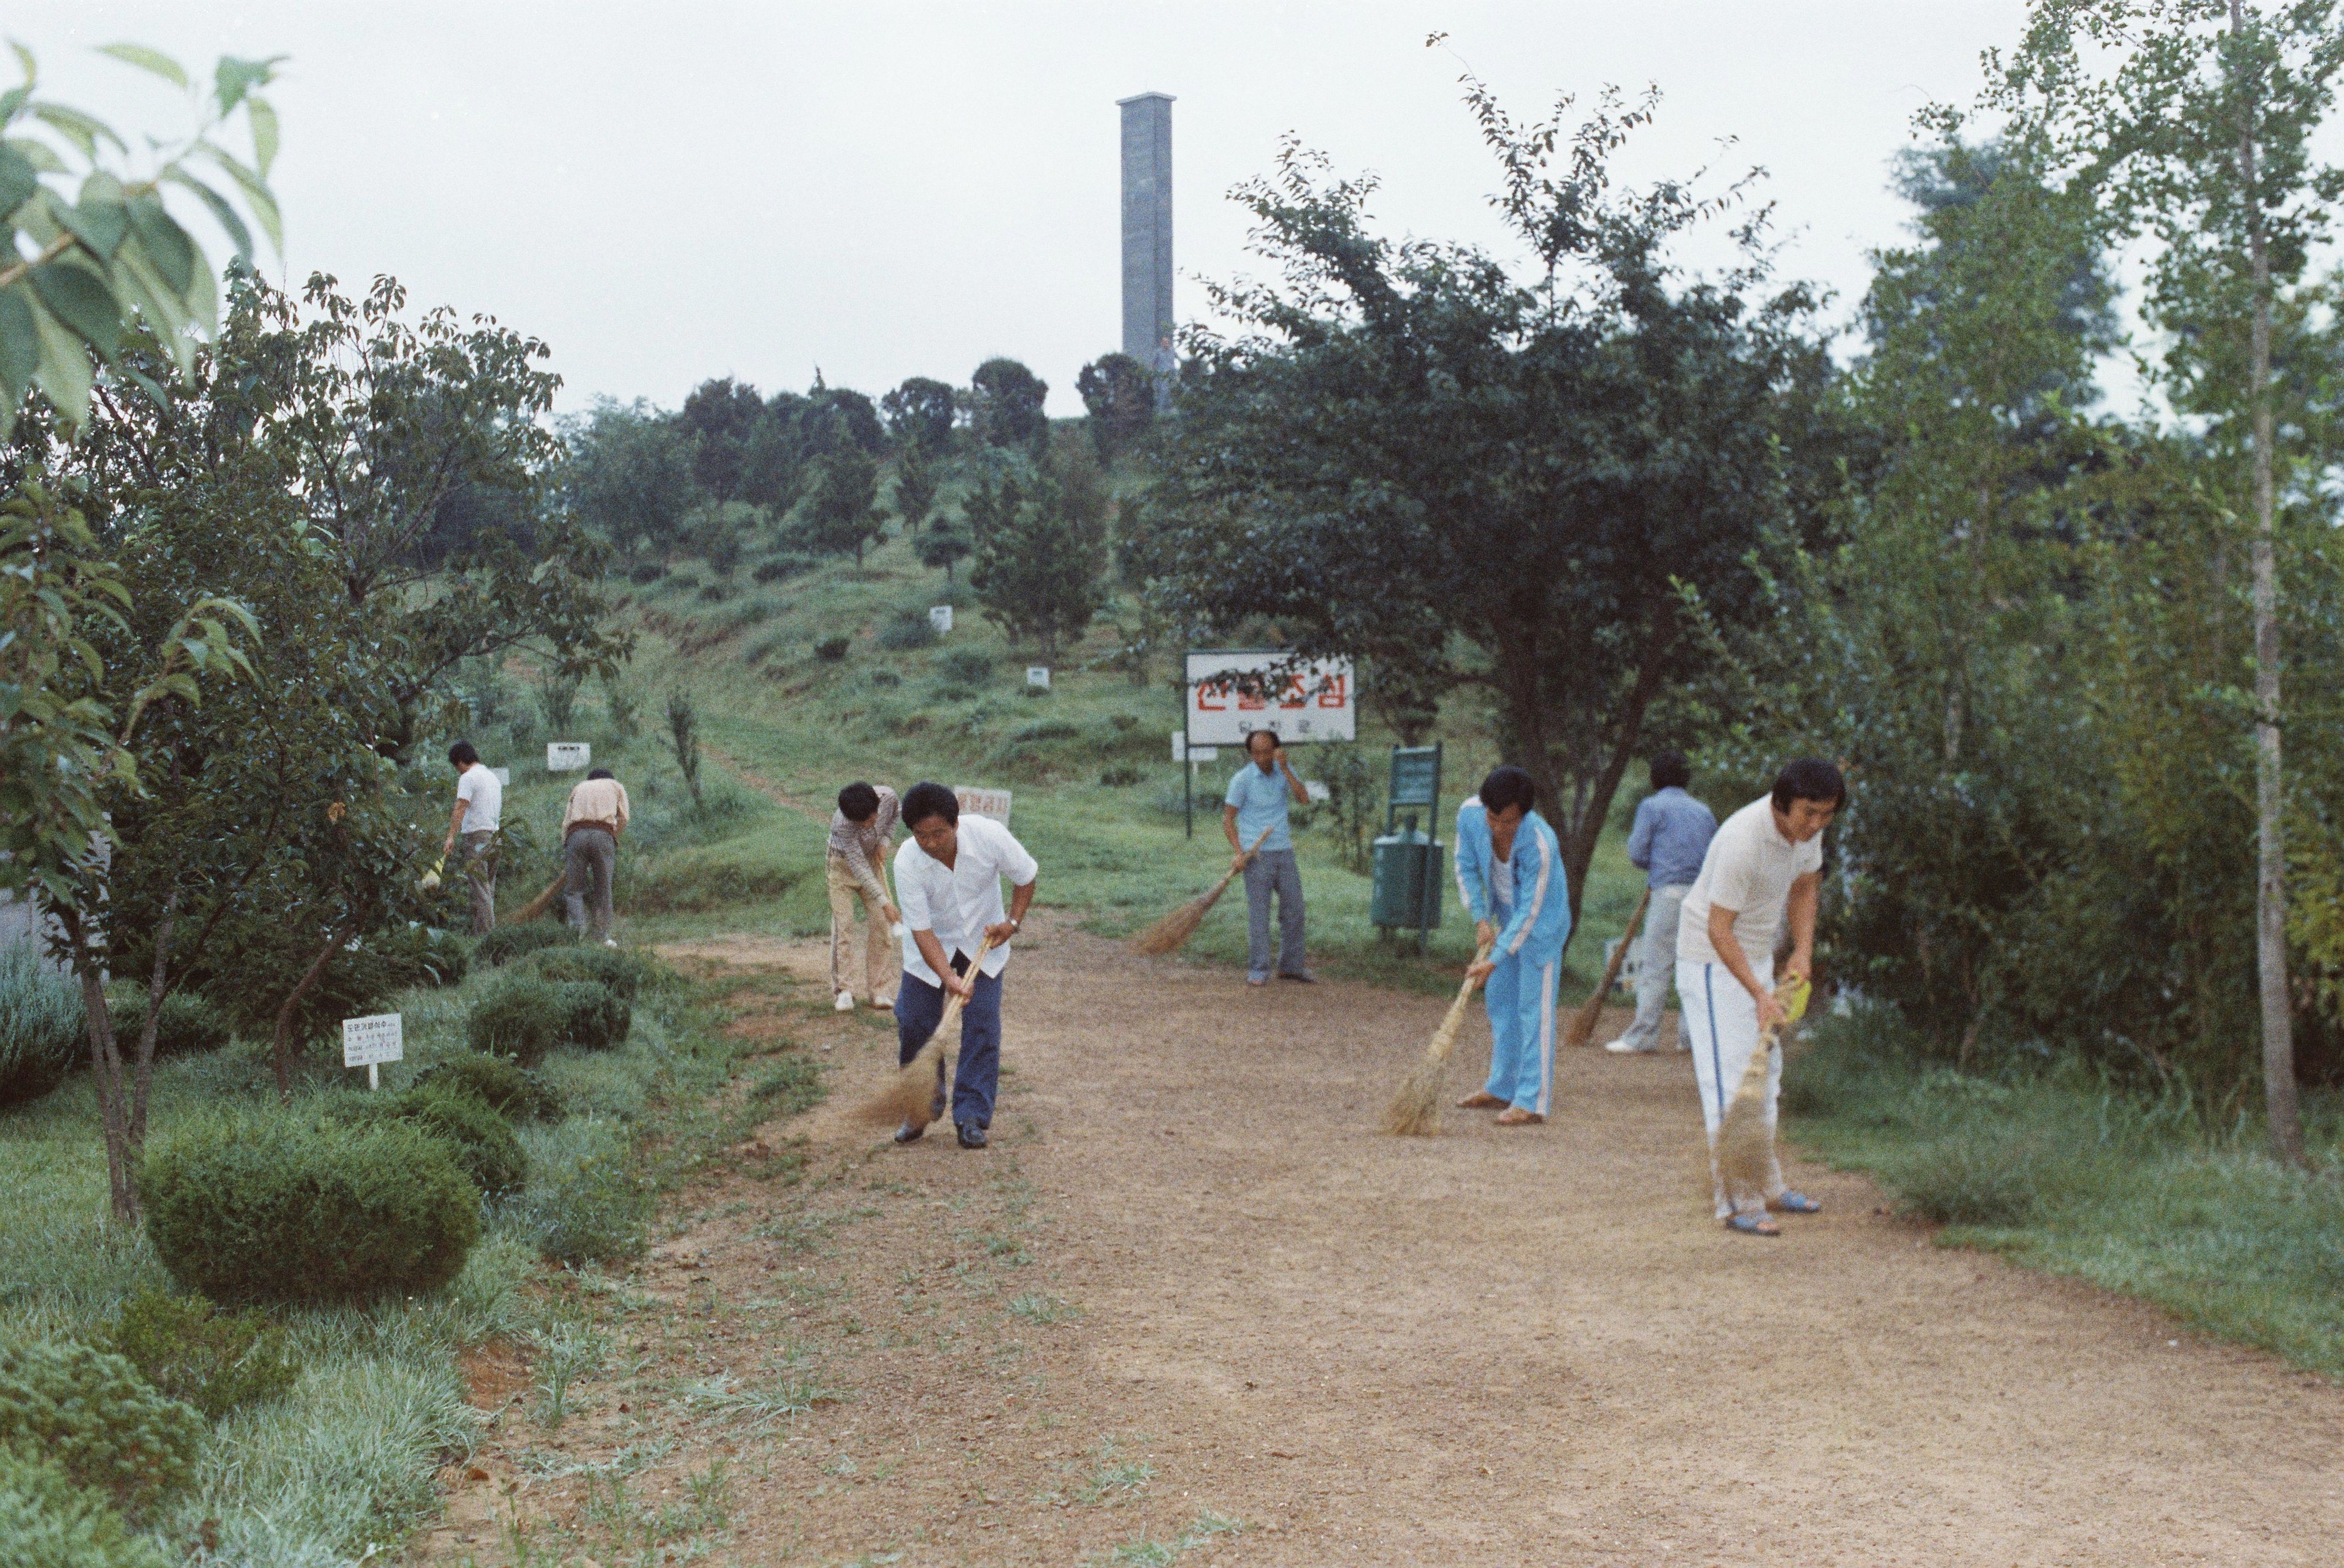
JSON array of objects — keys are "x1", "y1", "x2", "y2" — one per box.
[{"x1": 561, "y1": 767, "x2": 631, "y2": 945}]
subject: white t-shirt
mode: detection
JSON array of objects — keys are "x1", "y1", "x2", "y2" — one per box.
[
  {"x1": 893, "y1": 814, "x2": 1039, "y2": 987},
  {"x1": 1677, "y1": 796, "x2": 1824, "y2": 967},
  {"x1": 455, "y1": 763, "x2": 503, "y2": 834}
]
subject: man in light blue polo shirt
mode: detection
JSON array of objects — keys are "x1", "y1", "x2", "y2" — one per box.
[
  {"x1": 1608, "y1": 751, "x2": 1718, "y2": 1054},
  {"x1": 1222, "y1": 728, "x2": 1313, "y2": 985}
]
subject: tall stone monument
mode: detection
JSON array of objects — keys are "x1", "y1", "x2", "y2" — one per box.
[{"x1": 1119, "y1": 92, "x2": 1174, "y2": 362}]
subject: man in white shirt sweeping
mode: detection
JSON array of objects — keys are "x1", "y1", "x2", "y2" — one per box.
[
  {"x1": 1676, "y1": 757, "x2": 1842, "y2": 1236},
  {"x1": 441, "y1": 741, "x2": 502, "y2": 935},
  {"x1": 889, "y1": 782, "x2": 1039, "y2": 1151}
]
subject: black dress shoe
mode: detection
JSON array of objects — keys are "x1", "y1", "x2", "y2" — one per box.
[
  {"x1": 955, "y1": 1122, "x2": 987, "y2": 1149},
  {"x1": 894, "y1": 1120, "x2": 926, "y2": 1144},
  {"x1": 1278, "y1": 970, "x2": 1318, "y2": 983}
]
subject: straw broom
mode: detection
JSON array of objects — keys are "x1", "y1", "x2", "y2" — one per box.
[
  {"x1": 1713, "y1": 974, "x2": 1814, "y2": 1197},
  {"x1": 509, "y1": 872, "x2": 570, "y2": 925},
  {"x1": 1562, "y1": 886, "x2": 1651, "y2": 1050},
  {"x1": 1381, "y1": 940, "x2": 1496, "y2": 1137},
  {"x1": 1128, "y1": 829, "x2": 1273, "y2": 956},
  {"x1": 854, "y1": 932, "x2": 1000, "y2": 1129}
]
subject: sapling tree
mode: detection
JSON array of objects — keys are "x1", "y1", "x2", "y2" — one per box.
[
  {"x1": 666, "y1": 687, "x2": 703, "y2": 812},
  {"x1": 892, "y1": 439, "x2": 939, "y2": 539},
  {"x1": 919, "y1": 512, "x2": 973, "y2": 583},
  {"x1": 968, "y1": 446, "x2": 1110, "y2": 659}
]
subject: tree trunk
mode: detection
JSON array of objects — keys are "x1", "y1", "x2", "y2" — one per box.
[
  {"x1": 57, "y1": 908, "x2": 139, "y2": 1222},
  {"x1": 270, "y1": 926, "x2": 349, "y2": 1104},
  {"x1": 2233, "y1": 1, "x2": 2303, "y2": 1165}
]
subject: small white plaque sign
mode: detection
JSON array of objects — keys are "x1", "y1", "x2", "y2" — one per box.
[
  {"x1": 343, "y1": 1013, "x2": 403, "y2": 1089},
  {"x1": 546, "y1": 742, "x2": 591, "y2": 772},
  {"x1": 1026, "y1": 666, "x2": 1051, "y2": 690},
  {"x1": 929, "y1": 605, "x2": 953, "y2": 633}
]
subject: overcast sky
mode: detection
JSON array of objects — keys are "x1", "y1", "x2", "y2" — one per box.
[{"x1": 41, "y1": 3, "x2": 2042, "y2": 416}]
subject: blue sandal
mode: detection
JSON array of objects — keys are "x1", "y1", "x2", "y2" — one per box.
[
  {"x1": 1773, "y1": 1191, "x2": 1821, "y2": 1214},
  {"x1": 1726, "y1": 1212, "x2": 1780, "y2": 1236}
]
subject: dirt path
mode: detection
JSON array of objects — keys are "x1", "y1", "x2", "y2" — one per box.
[{"x1": 419, "y1": 922, "x2": 2344, "y2": 1567}]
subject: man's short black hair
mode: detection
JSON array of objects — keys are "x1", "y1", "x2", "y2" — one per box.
[
  {"x1": 1245, "y1": 728, "x2": 1278, "y2": 753},
  {"x1": 901, "y1": 781, "x2": 959, "y2": 830},
  {"x1": 1478, "y1": 766, "x2": 1537, "y2": 818},
  {"x1": 1650, "y1": 751, "x2": 1692, "y2": 791},
  {"x1": 1771, "y1": 757, "x2": 1846, "y2": 813},
  {"x1": 447, "y1": 741, "x2": 480, "y2": 767},
  {"x1": 837, "y1": 782, "x2": 880, "y2": 822},
  {"x1": 588, "y1": 767, "x2": 614, "y2": 782}
]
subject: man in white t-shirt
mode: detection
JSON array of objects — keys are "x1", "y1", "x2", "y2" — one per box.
[
  {"x1": 441, "y1": 740, "x2": 503, "y2": 935},
  {"x1": 1676, "y1": 757, "x2": 1843, "y2": 1235},
  {"x1": 889, "y1": 782, "x2": 1039, "y2": 1150}
]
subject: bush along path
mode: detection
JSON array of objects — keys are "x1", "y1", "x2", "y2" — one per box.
[
  {"x1": 408, "y1": 922, "x2": 2344, "y2": 1567},
  {"x1": 0, "y1": 931, "x2": 750, "y2": 1565}
]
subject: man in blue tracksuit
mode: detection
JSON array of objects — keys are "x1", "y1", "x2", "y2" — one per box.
[{"x1": 1451, "y1": 766, "x2": 1572, "y2": 1125}]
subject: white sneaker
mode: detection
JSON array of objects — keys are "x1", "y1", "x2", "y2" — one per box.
[
  {"x1": 1604, "y1": 1037, "x2": 1658, "y2": 1055},
  {"x1": 834, "y1": 992, "x2": 855, "y2": 1012},
  {"x1": 603, "y1": 938, "x2": 618, "y2": 948}
]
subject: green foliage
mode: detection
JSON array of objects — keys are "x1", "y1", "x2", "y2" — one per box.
[
  {"x1": 1312, "y1": 745, "x2": 1381, "y2": 873},
  {"x1": 751, "y1": 552, "x2": 815, "y2": 584},
  {"x1": 104, "y1": 990, "x2": 231, "y2": 1060},
  {"x1": 0, "y1": 1450, "x2": 167, "y2": 1568},
  {"x1": 563, "y1": 398, "x2": 697, "y2": 555},
  {"x1": 793, "y1": 447, "x2": 885, "y2": 564},
  {"x1": 465, "y1": 976, "x2": 565, "y2": 1067},
  {"x1": 0, "y1": 944, "x2": 83, "y2": 1108},
  {"x1": 367, "y1": 921, "x2": 469, "y2": 989},
  {"x1": 0, "y1": 1338, "x2": 203, "y2": 1512},
  {"x1": 876, "y1": 609, "x2": 937, "y2": 650},
  {"x1": 970, "y1": 357, "x2": 1049, "y2": 452},
  {"x1": 551, "y1": 981, "x2": 631, "y2": 1054},
  {"x1": 814, "y1": 636, "x2": 850, "y2": 662},
  {"x1": 334, "y1": 1084, "x2": 526, "y2": 1199},
  {"x1": 103, "y1": 1289, "x2": 302, "y2": 1421},
  {"x1": 410, "y1": 1051, "x2": 563, "y2": 1121},
  {"x1": 503, "y1": 1118, "x2": 650, "y2": 1265},
  {"x1": 881, "y1": 375, "x2": 957, "y2": 452},
  {"x1": 1076, "y1": 351, "x2": 1157, "y2": 460},
  {"x1": 918, "y1": 511, "x2": 973, "y2": 582},
  {"x1": 967, "y1": 444, "x2": 1110, "y2": 659},
  {"x1": 889, "y1": 440, "x2": 940, "y2": 538},
  {"x1": 936, "y1": 647, "x2": 995, "y2": 686},
  {"x1": 748, "y1": 1054, "x2": 826, "y2": 1117},
  {"x1": 473, "y1": 922, "x2": 577, "y2": 968},
  {"x1": 140, "y1": 1110, "x2": 480, "y2": 1304},
  {"x1": 525, "y1": 944, "x2": 654, "y2": 1002},
  {"x1": 535, "y1": 665, "x2": 583, "y2": 733},
  {"x1": 666, "y1": 686, "x2": 704, "y2": 811}
]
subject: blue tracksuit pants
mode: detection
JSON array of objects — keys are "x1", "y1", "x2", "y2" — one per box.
[{"x1": 1482, "y1": 946, "x2": 1561, "y2": 1115}]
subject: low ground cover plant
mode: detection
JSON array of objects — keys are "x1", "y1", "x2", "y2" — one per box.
[
  {"x1": 0, "y1": 1449, "x2": 166, "y2": 1568},
  {"x1": 0, "y1": 1338, "x2": 204, "y2": 1513},
  {"x1": 527, "y1": 944, "x2": 656, "y2": 1002},
  {"x1": 140, "y1": 1112, "x2": 481, "y2": 1304},
  {"x1": 103, "y1": 1290, "x2": 303, "y2": 1421},
  {"x1": 411, "y1": 1051, "x2": 564, "y2": 1120}
]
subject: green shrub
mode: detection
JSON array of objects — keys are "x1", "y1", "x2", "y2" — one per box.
[
  {"x1": 335, "y1": 1087, "x2": 527, "y2": 1200},
  {"x1": 369, "y1": 923, "x2": 470, "y2": 989},
  {"x1": 1100, "y1": 765, "x2": 1144, "y2": 787},
  {"x1": 0, "y1": 945, "x2": 84, "y2": 1108},
  {"x1": 1875, "y1": 1133, "x2": 2044, "y2": 1227},
  {"x1": 752, "y1": 552, "x2": 815, "y2": 584},
  {"x1": 526, "y1": 945, "x2": 654, "y2": 1002},
  {"x1": 465, "y1": 976, "x2": 565, "y2": 1066},
  {"x1": 411, "y1": 1052, "x2": 563, "y2": 1120},
  {"x1": 140, "y1": 1112, "x2": 480, "y2": 1305},
  {"x1": 104, "y1": 991, "x2": 231, "y2": 1060},
  {"x1": 876, "y1": 610, "x2": 937, "y2": 650},
  {"x1": 504, "y1": 1120, "x2": 650, "y2": 1265},
  {"x1": 473, "y1": 923, "x2": 578, "y2": 967},
  {"x1": 696, "y1": 580, "x2": 733, "y2": 603},
  {"x1": 627, "y1": 560, "x2": 667, "y2": 584},
  {"x1": 103, "y1": 1290, "x2": 301, "y2": 1422},
  {"x1": 0, "y1": 1451, "x2": 166, "y2": 1568},
  {"x1": 815, "y1": 635, "x2": 850, "y2": 661},
  {"x1": 553, "y1": 981, "x2": 631, "y2": 1052},
  {"x1": 0, "y1": 1339, "x2": 203, "y2": 1512},
  {"x1": 936, "y1": 647, "x2": 994, "y2": 685}
]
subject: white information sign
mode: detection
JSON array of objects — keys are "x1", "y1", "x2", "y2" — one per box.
[
  {"x1": 1026, "y1": 665, "x2": 1051, "y2": 690},
  {"x1": 490, "y1": 767, "x2": 511, "y2": 788},
  {"x1": 929, "y1": 605, "x2": 954, "y2": 633},
  {"x1": 954, "y1": 786, "x2": 1013, "y2": 826},
  {"x1": 546, "y1": 742, "x2": 591, "y2": 772},
  {"x1": 342, "y1": 1012, "x2": 403, "y2": 1089},
  {"x1": 1305, "y1": 779, "x2": 1332, "y2": 802},
  {"x1": 1184, "y1": 650, "x2": 1357, "y2": 747}
]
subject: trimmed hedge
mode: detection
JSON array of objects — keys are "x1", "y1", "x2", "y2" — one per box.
[
  {"x1": 139, "y1": 1112, "x2": 480, "y2": 1305},
  {"x1": 0, "y1": 1451, "x2": 166, "y2": 1568},
  {"x1": 525, "y1": 945, "x2": 653, "y2": 1003},
  {"x1": 104, "y1": 1291, "x2": 301, "y2": 1422},
  {"x1": 411, "y1": 1052, "x2": 562, "y2": 1121},
  {"x1": 0, "y1": 1339, "x2": 203, "y2": 1513},
  {"x1": 464, "y1": 976, "x2": 563, "y2": 1066},
  {"x1": 553, "y1": 981, "x2": 631, "y2": 1052},
  {"x1": 104, "y1": 991, "x2": 232, "y2": 1060},
  {"x1": 387, "y1": 1087, "x2": 527, "y2": 1199},
  {"x1": 473, "y1": 923, "x2": 578, "y2": 968},
  {"x1": 0, "y1": 945, "x2": 83, "y2": 1108}
]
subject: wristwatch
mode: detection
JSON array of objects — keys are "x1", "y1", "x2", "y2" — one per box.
[{"x1": 1008, "y1": 918, "x2": 1022, "y2": 934}]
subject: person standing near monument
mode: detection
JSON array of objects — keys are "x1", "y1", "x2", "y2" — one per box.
[
  {"x1": 560, "y1": 767, "x2": 631, "y2": 946},
  {"x1": 1676, "y1": 758, "x2": 1842, "y2": 1234},
  {"x1": 1453, "y1": 766, "x2": 1572, "y2": 1125},
  {"x1": 1223, "y1": 728, "x2": 1313, "y2": 986},
  {"x1": 1608, "y1": 751, "x2": 1717, "y2": 1054},
  {"x1": 828, "y1": 781, "x2": 902, "y2": 1013},
  {"x1": 441, "y1": 741, "x2": 501, "y2": 935}
]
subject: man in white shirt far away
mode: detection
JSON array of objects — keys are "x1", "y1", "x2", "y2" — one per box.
[
  {"x1": 1676, "y1": 757, "x2": 1843, "y2": 1237},
  {"x1": 441, "y1": 740, "x2": 503, "y2": 935},
  {"x1": 889, "y1": 782, "x2": 1039, "y2": 1151}
]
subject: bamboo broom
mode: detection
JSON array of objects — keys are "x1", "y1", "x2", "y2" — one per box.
[
  {"x1": 854, "y1": 932, "x2": 1000, "y2": 1129},
  {"x1": 1713, "y1": 974, "x2": 1814, "y2": 1198},
  {"x1": 1128, "y1": 829, "x2": 1273, "y2": 957},
  {"x1": 509, "y1": 872, "x2": 571, "y2": 925},
  {"x1": 1381, "y1": 940, "x2": 1496, "y2": 1137},
  {"x1": 1562, "y1": 886, "x2": 1651, "y2": 1050}
]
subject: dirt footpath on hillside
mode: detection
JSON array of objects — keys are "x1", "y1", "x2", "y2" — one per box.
[{"x1": 415, "y1": 920, "x2": 2344, "y2": 1567}]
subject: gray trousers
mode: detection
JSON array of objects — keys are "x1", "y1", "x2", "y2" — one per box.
[
  {"x1": 462, "y1": 829, "x2": 500, "y2": 935},
  {"x1": 1242, "y1": 848, "x2": 1307, "y2": 979},
  {"x1": 1613, "y1": 882, "x2": 1690, "y2": 1052},
  {"x1": 563, "y1": 828, "x2": 618, "y2": 938}
]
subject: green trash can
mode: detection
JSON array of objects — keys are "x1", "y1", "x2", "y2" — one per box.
[{"x1": 1371, "y1": 824, "x2": 1444, "y2": 935}]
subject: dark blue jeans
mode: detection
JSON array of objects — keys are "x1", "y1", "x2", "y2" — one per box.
[{"x1": 896, "y1": 959, "x2": 1004, "y2": 1130}]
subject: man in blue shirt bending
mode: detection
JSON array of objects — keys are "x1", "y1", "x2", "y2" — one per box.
[
  {"x1": 1608, "y1": 751, "x2": 1718, "y2": 1054},
  {"x1": 1223, "y1": 728, "x2": 1314, "y2": 985}
]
